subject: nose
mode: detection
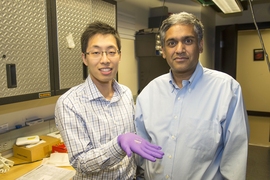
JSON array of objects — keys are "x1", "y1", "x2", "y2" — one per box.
[
  {"x1": 100, "y1": 52, "x2": 110, "y2": 63},
  {"x1": 175, "y1": 42, "x2": 185, "y2": 54}
]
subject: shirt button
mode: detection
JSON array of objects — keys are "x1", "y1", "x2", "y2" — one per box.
[
  {"x1": 171, "y1": 136, "x2": 176, "y2": 140},
  {"x1": 178, "y1": 97, "x2": 180, "y2": 100},
  {"x1": 174, "y1": 116, "x2": 177, "y2": 119},
  {"x1": 168, "y1": 155, "x2": 172, "y2": 159},
  {"x1": 166, "y1": 175, "x2": 170, "y2": 179}
]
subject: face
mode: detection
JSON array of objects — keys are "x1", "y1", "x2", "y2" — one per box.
[
  {"x1": 82, "y1": 33, "x2": 121, "y2": 85},
  {"x1": 162, "y1": 24, "x2": 203, "y2": 79}
]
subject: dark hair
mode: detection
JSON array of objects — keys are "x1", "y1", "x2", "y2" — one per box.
[
  {"x1": 81, "y1": 21, "x2": 121, "y2": 54},
  {"x1": 159, "y1": 12, "x2": 204, "y2": 47}
]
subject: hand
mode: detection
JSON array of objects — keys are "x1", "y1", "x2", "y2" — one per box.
[{"x1": 117, "y1": 133, "x2": 164, "y2": 162}]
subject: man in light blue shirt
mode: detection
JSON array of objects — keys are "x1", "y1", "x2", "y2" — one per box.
[{"x1": 135, "y1": 12, "x2": 249, "y2": 180}]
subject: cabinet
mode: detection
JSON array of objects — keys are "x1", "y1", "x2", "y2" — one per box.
[
  {"x1": 0, "y1": 0, "x2": 117, "y2": 105},
  {"x1": 135, "y1": 33, "x2": 170, "y2": 93},
  {"x1": 0, "y1": 0, "x2": 51, "y2": 104}
]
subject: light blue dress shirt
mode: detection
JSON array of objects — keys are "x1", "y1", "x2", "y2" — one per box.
[
  {"x1": 135, "y1": 62, "x2": 249, "y2": 180},
  {"x1": 55, "y1": 76, "x2": 136, "y2": 180}
]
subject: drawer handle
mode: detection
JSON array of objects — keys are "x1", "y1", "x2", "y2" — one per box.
[{"x1": 6, "y1": 64, "x2": 17, "y2": 88}]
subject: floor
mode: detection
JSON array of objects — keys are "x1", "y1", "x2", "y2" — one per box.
[{"x1": 246, "y1": 145, "x2": 270, "y2": 180}]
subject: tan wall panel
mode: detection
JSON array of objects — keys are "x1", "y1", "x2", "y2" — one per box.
[
  {"x1": 248, "y1": 116, "x2": 270, "y2": 146},
  {"x1": 237, "y1": 29, "x2": 270, "y2": 146},
  {"x1": 118, "y1": 39, "x2": 138, "y2": 96},
  {"x1": 237, "y1": 29, "x2": 270, "y2": 112}
]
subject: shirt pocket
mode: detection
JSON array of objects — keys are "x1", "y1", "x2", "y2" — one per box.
[{"x1": 184, "y1": 118, "x2": 219, "y2": 151}]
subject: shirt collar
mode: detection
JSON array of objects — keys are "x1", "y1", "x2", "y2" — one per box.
[
  {"x1": 189, "y1": 62, "x2": 203, "y2": 90},
  {"x1": 168, "y1": 62, "x2": 203, "y2": 91},
  {"x1": 85, "y1": 76, "x2": 124, "y2": 102}
]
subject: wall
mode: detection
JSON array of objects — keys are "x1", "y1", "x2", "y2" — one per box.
[
  {"x1": 118, "y1": 38, "x2": 139, "y2": 95},
  {"x1": 0, "y1": 97, "x2": 59, "y2": 129},
  {"x1": 215, "y1": 2, "x2": 270, "y2": 26},
  {"x1": 116, "y1": 0, "x2": 150, "y2": 31},
  {"x1": 0, "y1": 96, "x2": 59, "y2": 155},
  {"x1": 237, "y1": 29, "x2": 270, "y2": 146},
  {"x1": 200, "y1": 6, "x2": 216, "y2": 68}
]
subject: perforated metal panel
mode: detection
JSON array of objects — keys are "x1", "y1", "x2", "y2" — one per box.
[
  {"x1": 92, "y1": 0, "x2": 116, "y2": 28},
  {"x1": 0, "y1": 0, "x2": 50, "y2": 98},
  {"x1": 56, "y1": 0, "x2": 116, "y2": 89},
  {"x1": 56, "y1": 0, "x2": 92, "y2": 89}
]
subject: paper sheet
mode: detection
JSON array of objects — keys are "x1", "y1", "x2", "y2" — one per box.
[{"x1": 42, "y1": 153, "x2": 71, "y2": 166}]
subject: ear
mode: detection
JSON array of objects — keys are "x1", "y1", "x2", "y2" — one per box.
[
  {"x1": 82, "y1": 53, "x2": 88, "y2": 66},
  {"x1": 199, "y1": 40, "x2": 203, "y2": 53},
  {"x1": 162, "y1": 47, "x2": 166, "y2": 59},
  {"x1": 118, "y1": 53, "x2": 121, "y2": 62}
]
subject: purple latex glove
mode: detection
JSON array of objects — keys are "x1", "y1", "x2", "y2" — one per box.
[{"x1": 117, "y1": 133, "x2": 164, "y2": 162}]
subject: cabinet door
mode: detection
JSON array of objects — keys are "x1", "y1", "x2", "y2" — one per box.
[
  {"x1": 0, "y1": 0, "x2": 117, "y2": 104},
  {"x1": 0, "y1": 0, "x2": 51, "y2": 104},
  {"x1": 55, "y1": 0, "x2": 116, "y2": 94}
]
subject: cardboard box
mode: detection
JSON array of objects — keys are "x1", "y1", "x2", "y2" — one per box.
[{"x1": 13, "y1": 135, "x2": 60, "y2": 162}]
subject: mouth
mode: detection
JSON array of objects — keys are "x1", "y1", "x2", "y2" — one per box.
[
  {"x1": 100, "y1": 68, "x2": 112, "y2": 72},
  {"x1": 99, "y1": 68, "x2": 112, "y2": 75},
  {"x1": 174, "y1": 56, "x2": 189, "y2": 61}
]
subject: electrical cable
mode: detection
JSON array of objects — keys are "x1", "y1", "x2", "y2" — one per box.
[{"x1": 248, "y1": 0, "x2": 270, "y2": 72}]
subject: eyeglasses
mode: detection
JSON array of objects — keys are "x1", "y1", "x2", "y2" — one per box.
[{"x1": 85, "y1": 50, "x2": 121, "y2": 59}]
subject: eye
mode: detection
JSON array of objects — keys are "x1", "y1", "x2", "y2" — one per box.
[
  {"x1": 167, "y1": 41, "x2": 177, "y2": 47},
  {"x1": 184, "y1": 38, "x2": 194, "y2": 45},
  {"x1": 91, "y1": 51, "x2": 101, "y2": 55},
  {"x1": 108, "y1": 51, "x2": 116, "y2": 56}
]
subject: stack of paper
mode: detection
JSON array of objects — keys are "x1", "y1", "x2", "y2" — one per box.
[
  {"x1": 16, "y1": 164, "x2": 76, "y2": 180},
  {"x1": 42, "y1": 153, "x2": 71, "y2": 166}
]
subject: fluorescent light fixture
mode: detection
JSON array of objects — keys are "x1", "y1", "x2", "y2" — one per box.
[{"x1": 212, "y1": 0, "x2": 243, "y2": 14}]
